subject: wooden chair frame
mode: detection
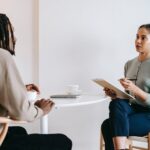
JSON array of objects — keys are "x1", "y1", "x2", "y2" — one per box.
[
  {"x1": 100, "y1": 131, "x2": 150, "y2": 150},
  {"x1": 128, "y1": 133, "x2": 150, "y2": 150},
  {"x1": 0, "y1": 117, "x2": 26, "y2": 146}
]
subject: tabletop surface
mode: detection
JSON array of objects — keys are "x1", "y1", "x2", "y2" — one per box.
[{"x1": 51, "y1": 94, "x2": 109, "y2": 108}]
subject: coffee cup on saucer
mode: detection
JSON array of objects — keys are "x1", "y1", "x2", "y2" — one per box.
[{"x1": 66, "y1": 84, "x2": 81, "y2": 95}]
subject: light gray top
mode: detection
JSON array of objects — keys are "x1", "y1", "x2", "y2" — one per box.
[
  {"x1": 0, "y1": 49, "x2": 43, "y2": 121},
  {"x1": 124, "y1": 57, "x2": 150, "y2": 107}
]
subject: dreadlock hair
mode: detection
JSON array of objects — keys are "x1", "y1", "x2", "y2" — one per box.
[
  {"x1": 0, "y1": 14, "x2": 15, "y2": 55},
  {"x1": 139, "y1": 24, "x2": 150, "y2": 33}
]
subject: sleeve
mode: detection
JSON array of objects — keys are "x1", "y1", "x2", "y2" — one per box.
[
  {"x1": 0, "y1": 52, "x2": 44, "y2": 122},
  {"x1": 143, "y1": 79, "x2": 150, "y2": 105},
  {"x1": 145, "y1": 95, "x2": 150, "y2": 105},
  {"x1": 124, "y1": 61, "x2": 128, "y2": 77}
]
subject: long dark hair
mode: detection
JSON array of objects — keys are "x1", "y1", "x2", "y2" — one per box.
[{"x1": 0, "y1": 14, "x2": 15, "y2": 55}]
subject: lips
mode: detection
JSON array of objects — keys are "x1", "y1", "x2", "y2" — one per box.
[{"x1": 136, "y1": 45, "x2": 142, "y2": 49}]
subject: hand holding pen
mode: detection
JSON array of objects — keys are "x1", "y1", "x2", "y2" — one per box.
[
  {"x1": 119, "y1": 78, "x2": 148, "y2": 101},
  {"x1": 119, "y1": 78, "x2": 137, "y2": 93}
]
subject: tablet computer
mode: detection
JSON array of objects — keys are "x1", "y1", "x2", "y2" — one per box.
[
  {"x1": 93, "y1": 78, "x2": 135, "y2": 99},
  {"x1": 50, "y1": 94, "x2": 78, "y2": 98}
]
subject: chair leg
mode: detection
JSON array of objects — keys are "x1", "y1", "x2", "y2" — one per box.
[
  {"x1": 128, "y1": 139, "x2": 133, "y2": 150},
  {"x1": 129, "y1": 143, "x2": 133, "y2": 150},
  {"x1": 148, "y1": 132, "x2": 150, "y2": 150}
]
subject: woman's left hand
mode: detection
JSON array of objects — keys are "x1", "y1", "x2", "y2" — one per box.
[
  {"x1": 103, "y1": 87, "x2": 117, "y2": 99},
  {"x1": 26, "y1": 84, "x2": 40, "y2": 94}
]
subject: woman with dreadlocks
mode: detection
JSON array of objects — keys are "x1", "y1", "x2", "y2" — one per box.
[{"x1": 0, "y1": 14, "x2": 72, "y2": 150}]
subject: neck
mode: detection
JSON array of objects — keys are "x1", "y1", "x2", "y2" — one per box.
[{"x1": 138, "y1": 52, "x2": 150, "y2": 61}]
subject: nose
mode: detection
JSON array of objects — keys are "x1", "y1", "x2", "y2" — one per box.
[{"x1": 136, "y1": 38, "x2": 141, "y2": 44}]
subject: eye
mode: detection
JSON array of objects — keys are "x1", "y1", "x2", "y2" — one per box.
[{"x1": 141, "y1": 36, "x2": 147, "y2": 40}]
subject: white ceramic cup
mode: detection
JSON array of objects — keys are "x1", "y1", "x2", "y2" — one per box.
[
  {"x1": 27, "y1": 91, "x2": 37, "y2": 101},
  {"x1": 66, "y1": 84, "x2": 81, "y2": 95}
]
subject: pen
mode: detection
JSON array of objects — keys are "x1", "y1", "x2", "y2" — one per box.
[
  {"x1": 127, "y1": 78, "x2": 137, "y2": 81},
  {"x1": 119, "y1": 78, "x2": 136, "y2": 81}
]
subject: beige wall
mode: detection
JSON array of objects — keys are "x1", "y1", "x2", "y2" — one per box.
[{"x1": 0, "y1": 0, "x2": 38, "y2": 84}]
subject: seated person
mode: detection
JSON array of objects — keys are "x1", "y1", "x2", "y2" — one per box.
[
  {"x1": 0, "y1": 13, "x2": 72, "y2": 150},
  {"x1": 101, "y1": 24, "x2": 150, "y2": 150}
]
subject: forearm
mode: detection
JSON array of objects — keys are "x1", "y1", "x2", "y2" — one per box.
[
  {"x1": 133, "y1": 86, "x2": 147, "y2": 102},
  {"x1": 120, "y1": 79, "x2": 148, "y2": 103}
]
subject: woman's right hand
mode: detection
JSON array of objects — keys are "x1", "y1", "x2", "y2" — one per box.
[
  {"x1": 103, "y1": 87, "x2": 117, "y2": 99},
  {"x1": 34, "y1": 99, "x2": 54, "y2": 115}
]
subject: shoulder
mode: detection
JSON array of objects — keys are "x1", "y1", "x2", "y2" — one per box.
[
  {"x1": 0, "y1": 48, "x2": 14, "y2": 64},
  {"x1": 0, "y1": 48, "x2": 12, "y2": 57},
  {"x1": 125, "y1": 57, "x2": 137, "y2": 66}
]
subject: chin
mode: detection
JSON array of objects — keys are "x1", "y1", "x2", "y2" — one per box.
[{"x1": 136, "y1": 48, "x2": 143, "y2": 53}]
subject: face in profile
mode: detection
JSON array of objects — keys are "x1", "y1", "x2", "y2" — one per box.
[{"x1": 135, "y1": 27, "x2": 150, "y2": 54}]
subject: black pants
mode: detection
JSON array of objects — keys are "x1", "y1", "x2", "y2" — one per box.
[
  {"x1": 101, "y1": 99, "x2": 150, "y2": 150},
  {"x1": 0, "y1": 126, "x2": 72, "y2": 150}
]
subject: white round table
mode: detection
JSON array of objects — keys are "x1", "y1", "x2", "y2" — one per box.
[{"x1": 40, "y1": 94, "x2": 109, "y2": 134}]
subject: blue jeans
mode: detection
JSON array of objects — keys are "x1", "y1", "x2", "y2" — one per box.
[{"x1": 101, "y1": 99, "x2": 150, "y2": 150}]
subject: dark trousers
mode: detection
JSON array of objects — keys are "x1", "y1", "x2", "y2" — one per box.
[
  {"x1": 0, "y1": 126, "x2": 72, "y2": 150},
  {"x1": 101, "y1": 99, "x2": 150, "y2": 150}
]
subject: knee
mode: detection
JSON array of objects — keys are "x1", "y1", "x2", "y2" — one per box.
[
  {"x1": 58, "y1": 134, "x2": 72, "y2": 149},
  {"x1": 64, "y1": 135, "x2": 72, "y2": 149},
  {"x1": 109, "y1": 99, "x2": 128, "y2": 112},
  {"x1": 8, "y1": 126, "x2": 27, "y2": 135},
  {"x1": 101, "y1": 119, "x2": 110, "y2": 135}
]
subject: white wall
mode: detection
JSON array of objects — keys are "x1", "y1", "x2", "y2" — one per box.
[
  {"x1": 39, "y1": 0, "x2": 150, "y2": 97},
  {"x1": 39, "y1": 0, "x2": 150, "y2": 150}
]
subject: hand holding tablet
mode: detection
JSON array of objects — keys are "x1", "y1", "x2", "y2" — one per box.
[{"x1": 93, "y1": 78, "x2": 135, "y2": 99}]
